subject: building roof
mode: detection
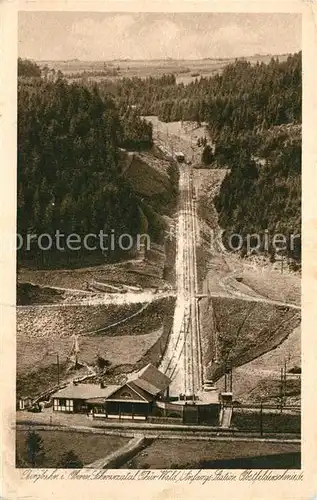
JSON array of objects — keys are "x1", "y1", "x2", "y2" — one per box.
[
  {"x1": 126, "y1": 381, "x2": 153, "y2": 402},
  {"x1": 53, "y1": 384, "x2": 120, "y2": 400},
  {"x1": 104, "y1": 381, "x2": 153, "y2": 403},
  {"x1": 131, "y1": 377, "x2": 161, "y2": 396},
  {"x1": 52, "y1": 364, "x2": 170, "y2": 404},
  {"x1": 128, "y1": 364, "x2": 171, "y2": 395}
]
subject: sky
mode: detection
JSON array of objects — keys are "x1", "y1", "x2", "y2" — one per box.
[{"x1": 18, "y1": 12, "x2": 301, "y2": 61}]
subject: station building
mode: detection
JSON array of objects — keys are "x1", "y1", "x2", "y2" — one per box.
[
  {"x1": 52, "y1": 364, "x2": 171, "y2": 421},
  {"x1": 52, "y1": 364, "x2": 223, "y2": 425}
]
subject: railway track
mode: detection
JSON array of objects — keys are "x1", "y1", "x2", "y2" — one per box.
[{"x1": 160, "y1": 166, "x2": 203, "y2": 398}]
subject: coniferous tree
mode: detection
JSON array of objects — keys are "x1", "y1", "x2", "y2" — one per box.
[{"x1": 26, "y1": 430, "x2": 45, "y2": 467}]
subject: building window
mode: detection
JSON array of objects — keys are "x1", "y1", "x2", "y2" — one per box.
[
  {"x1": 94, "y1": 406, "x2": 106, "y2": 414},
  {"x1": 66, "y1": 399, "x2": 73, "y2": 411},
  {"x1": 121, "y1": 391, "x2": 132, "y2": 399},
  {"x1": 53, "y1": 398, "x2": 74, "y2": 412}
]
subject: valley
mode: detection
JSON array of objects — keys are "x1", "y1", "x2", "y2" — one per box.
[{"x1": 16, "y1": 46, "x2": 302, "y2": 471}]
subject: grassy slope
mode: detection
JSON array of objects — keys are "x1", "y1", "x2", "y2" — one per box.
[
  {"x1": 128, "y1": 438, "x2": 300, "y2": 469},
  {"x1": 18, "y1": 258, "x2": 167, "y2": 290},
  {"x1": 200, "y1": 296, "x2": 301, "y2": 382},
  {"x1": 123, "y1": 151, "x2": 171, "y2": 196},
  {"x1": 241, "y1": 267, "x2": 300, "y2": 306},
  {"x1": 16, "y1": 430, "x2": 128, "y2": 468},
  {"x1": 17, "y1": 303, "x2": 144, "y2": 339},
  {"x1": 220, "y1": 325, "x2": 301, "y2": 404},
  {"x1": 17, "y1": 297, "x2": 175, "y2": 397}
]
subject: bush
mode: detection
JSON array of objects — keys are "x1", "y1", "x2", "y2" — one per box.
[{"x1": 58, "y1": 450, "x2": 83, "y2": 468}]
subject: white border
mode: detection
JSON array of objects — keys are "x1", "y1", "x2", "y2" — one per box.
[{"x1": 1, "y1": 1, "x2": 317, "y2": 499}]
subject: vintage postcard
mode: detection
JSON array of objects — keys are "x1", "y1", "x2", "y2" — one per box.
[{"x1": 1, "y1": 0, "x2": 316, "y2": 498}]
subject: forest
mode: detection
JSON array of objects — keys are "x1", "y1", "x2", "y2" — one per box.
[
  {"x1": 17, "y1": 68, "x2": 170, "y2": 268},
  {"x1": 97, "y1": 52, "x2": 301, "y2": 262},
  {"x1": 18, "y1": 53, "x2": 301, "y2": 265},
  {"x1": 96, "y1": 53, "x2": 301, "y2": 130}
]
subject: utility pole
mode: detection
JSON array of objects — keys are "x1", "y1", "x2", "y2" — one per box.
[
  {"x1": 57, "y1": 354, "x2": 60, "y2": 386},
  {"x1": 213, "y1": 308, "x2": 219, "y2": 364},
  {"x1": 283, "y1": 358, "x2": 287, "y2": 403},
  {"x1": 280, "y1": 367, "x2": 284, "y2": 413},
  {"x1": 260, "y1": 400, "x2": 263, "y2": 437}
]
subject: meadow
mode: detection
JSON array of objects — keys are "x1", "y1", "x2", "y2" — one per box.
[{"x1": 38, "y1": 54, "x2": 291, "y2": 84}]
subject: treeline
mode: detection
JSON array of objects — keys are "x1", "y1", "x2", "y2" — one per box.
[
  {"x1": 96, "y1": 53, "x2": 301, "y2": 129},
  {"x1": 18, "y1": 58, "x2": 41, "y2": 78},
  {"x1": 18, "y1": 77, "x2": 159, "y2": 267}
]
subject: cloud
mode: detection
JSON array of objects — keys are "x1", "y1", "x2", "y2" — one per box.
[
  {"x1": 67, "y1": 15, "x2": 138, "y2": 59},
  {"x1": 18, "y1": 13, "x2": 301, "y2": 61},
  {"x1": 215, "y1": 24, "x2": 259, "y2": 45},
  {"x1": 209, "y1": 24, "x2": 262, "y2": 57},
  {"x1": 67, "y1": 17, "x2": 262, "y2": 60},
  {"x1": 66, "y1": 16, "x2": 185, "y2": 60}
]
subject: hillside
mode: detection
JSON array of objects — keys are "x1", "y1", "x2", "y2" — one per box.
[
  {"x1": 17, "y1": 297, "x2": 175, "y2": 397},
  {"x1": 18, "y1": 75, "x2": 178, "y2": 272},
  {"x1": 200, "y1": 296, "x2": 301, "y2": 383},
  {"x1": 202, "y1": 54, "x2": 301, "y2": 263}
]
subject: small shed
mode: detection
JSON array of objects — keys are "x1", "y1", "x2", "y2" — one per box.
[{"x1": 17, "y1": 396, "x2": 33, "y2": 411}]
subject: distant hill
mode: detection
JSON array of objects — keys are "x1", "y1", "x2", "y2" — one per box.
[{"x1": 32, "y1": 53, "x2": 293, "y2": 81}]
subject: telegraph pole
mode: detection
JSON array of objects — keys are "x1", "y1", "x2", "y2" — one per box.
[
  {"x1": 280, "y1": 367, "x2": 284, "y2": 412},
  {"x1": 260, "y1": 399, "x2": 263, "y2": 437},
  {"x1": 57, "y1": 354, "x2": 60, "y2": 386},
  {"x1": 283, "y1": 358, "x2": 287, "y2": 404}
]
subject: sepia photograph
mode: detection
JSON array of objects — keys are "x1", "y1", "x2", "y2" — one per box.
[{"x1": 15, "y1": 10, "x2": 302, "y2": 471}]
